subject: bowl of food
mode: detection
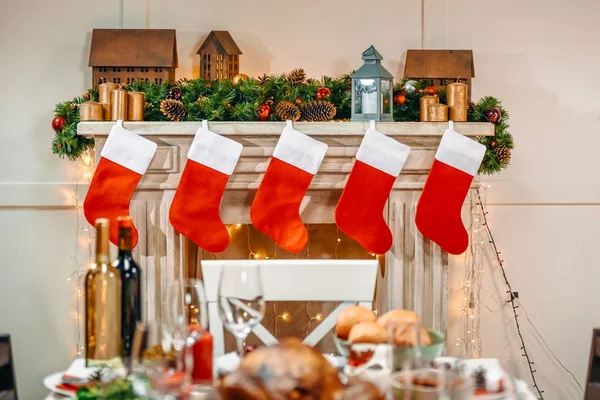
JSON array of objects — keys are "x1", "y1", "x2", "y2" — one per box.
[
  {"x1": 333, "y1": 306, "x2": 446, "y2": 369},
  {"x1": 390, "y1": 368, "x2": 473, "y2": 400}
]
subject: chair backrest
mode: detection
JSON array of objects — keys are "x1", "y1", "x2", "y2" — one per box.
[
  {"x1": 202, "y1": 259, "x2": 378, "y2": 357},
  {"x1": 585, "y1": 328, "x2": 600, "y2": 400},
  {"x1": 0, "y1": 334, "x2": 18, "y2": 400}
]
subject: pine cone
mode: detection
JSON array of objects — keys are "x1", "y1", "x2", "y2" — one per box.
[
  {"x1": 257, "y1": 74, "x2": 270, "y2": 84},
  {"x1": 286, "y1": 68, "x2": 306, "y2": 85},
  {"x1": 300, "y1": 100, "x2": 337, "y2": 122},
  {"x1": 160, "y1": 99, "x2": 186, "y2": 121},
  {"x1": 275, "y1": 101, "x2": 301, "y2": 121},
  {"x1": 495, "y1": 145, "x2": 511, "y2": 164}
]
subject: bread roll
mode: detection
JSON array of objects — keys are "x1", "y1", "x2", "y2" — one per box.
[
  {"x1": 335, "y1": 305, "x2": 376, "y2": 340},
  {"x1": 348, "y1": 321, "x2": 387, "y2": 344},
  {"x1": 393, "y1": 325, "x2": 432, "y2": 347},
  {"x1": 376, "y1": 309, "x2": 419, "y2": 329}
]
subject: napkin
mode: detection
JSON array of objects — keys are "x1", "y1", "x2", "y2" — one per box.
[{"x1": 62, "y1": 358, "x2": 99, "y2": 384}]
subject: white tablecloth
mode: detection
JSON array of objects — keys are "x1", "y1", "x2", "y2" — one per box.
[{"x1": 45, "y1": 380, "x2": 538, "y2": 399}]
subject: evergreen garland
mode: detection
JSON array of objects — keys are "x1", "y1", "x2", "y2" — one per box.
[{"x1": 52, "y1": 74, "x2": 513, "y2": 174}]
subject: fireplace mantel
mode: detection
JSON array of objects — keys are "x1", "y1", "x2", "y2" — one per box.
[{"x1": 79, "y1": 121, "x2": 494, "y2": 333}]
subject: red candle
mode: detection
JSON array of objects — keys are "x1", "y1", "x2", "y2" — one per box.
[{"x1": 192, "y1": 331, "x2": 213, "y2": 383}]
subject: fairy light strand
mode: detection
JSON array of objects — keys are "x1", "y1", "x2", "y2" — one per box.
[
  {"x1": 475, "y1": 187, "x2": 545, "y2": 399},
  {"x1": 456, "y1": 187, "x2": 486, "y2": 356},
  {"x1": 68, "y1": 149, "x2": 95, "y2": 357}
]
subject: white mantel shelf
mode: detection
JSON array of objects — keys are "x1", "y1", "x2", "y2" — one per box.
[
  {"x1": 78, "y1": 121, "x2": 494, "y2": 137},
  {"x1": 79, "y1": 121, "x2": 494, "y2": 191},
  {"x1": 79, "y1": 121, "x2": 494, "y2": 332}
]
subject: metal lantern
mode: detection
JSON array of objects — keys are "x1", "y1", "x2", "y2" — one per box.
[{"x1": 351, "y1": 45, "x2": 394, "y2": 122}]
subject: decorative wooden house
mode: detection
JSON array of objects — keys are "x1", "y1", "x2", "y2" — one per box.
[
  {"x1": 403, "y1": 50, "x2": 474, "y2": 100},
  {"x1": 89, "y1": 29, "x2": 178, "y2": 88},
  {"x1": 197, "y1": 31, "x2": 242, "y2": 80}
]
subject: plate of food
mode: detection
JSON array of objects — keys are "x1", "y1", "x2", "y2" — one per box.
[
  {"x1": 219, "y1": 337, "x2": 384, "y2": 400},
  {"x1": 215, "y1": 348, "x2": 346, "y2": 376},
  {"x1": 432, "y1": 357, "x2": 516, "y2": 399},
  {"x1": 390, "y1": 367, "x2": 473, "y2": 400},
  {"x1": 43, "y1": 359, "x2": 100, "y2": 398}
]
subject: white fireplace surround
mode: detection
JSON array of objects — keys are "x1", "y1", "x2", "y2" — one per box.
[{"x1": 79, "y1": 121, "x2": 494, "y2": 332}]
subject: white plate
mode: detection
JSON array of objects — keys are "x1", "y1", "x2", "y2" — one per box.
[
  {"x1": 43, "y1": 372, "x2": 76, "y2": 398},
  {"x1": 215, "y1": 352, "x2": 346, "y2": 375}
]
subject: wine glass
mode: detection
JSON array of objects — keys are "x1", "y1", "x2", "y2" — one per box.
[
  {"x1": 129, "y1": 320, "x2": 188, "y2": 399},
  {"x1": 217, "y1": 263, "x2": 266, "y2": 357},
  {"x1": 165, "y1": 279, "x2": 208, "y2": 346},
  {"x1": 164, "y1": 279, "x2": 208, "y2": 393}
]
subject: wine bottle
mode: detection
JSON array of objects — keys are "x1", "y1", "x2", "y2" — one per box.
[
  {"x1": 113, "y1": 216, "x2": 142, "y2": 361},
  {"x1": 85, "y1": 218, "x2": 122, "y2": 367}
]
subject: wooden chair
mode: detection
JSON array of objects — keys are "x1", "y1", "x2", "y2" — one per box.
[
  {"x1": 201, "y1": 259, "x2": 378, "y2": 357},
  {"x1": 585, "y1": 328, "x2": 600, "y2": 400},
  {"x1": 0, "y1": 334, "x2": 18, "y2": 400}
]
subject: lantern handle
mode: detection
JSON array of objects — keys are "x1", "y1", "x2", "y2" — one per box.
[
  {"x1": 202, "y1": 119, "x2": 208, "y2": 130},
  {"x1": 286, "y1": 120, "x2": 293, "y2": 128},
  {"x1": 369, "y1": 120, "x2": 375, "y2": 130}
]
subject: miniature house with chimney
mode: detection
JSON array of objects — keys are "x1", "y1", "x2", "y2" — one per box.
[
  {"x1": 89, "y1": 29, "x2": 178, "y2": 88},
  {"x1": 403, "y1": 50, "x2": 475, "y2": 100},
  {"x1": 197, "y1": 31, "x2": 242, "y2": 80}
]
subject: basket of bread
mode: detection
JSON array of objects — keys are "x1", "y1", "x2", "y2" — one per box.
[{"x1": 333, "y1": 306, "x2": 445, "y2": 369}]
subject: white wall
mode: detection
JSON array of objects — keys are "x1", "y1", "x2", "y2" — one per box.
[{"x1": 0, "y1": 0, "x2": 596, "y2": 398}]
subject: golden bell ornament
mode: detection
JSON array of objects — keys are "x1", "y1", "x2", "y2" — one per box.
[{"x1": 232, "y1": 73, "x2": 249, "y2": 85}]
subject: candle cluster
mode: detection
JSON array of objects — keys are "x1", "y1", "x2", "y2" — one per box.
[
  {"x1": 419, "y1": 82, "x2": 468, "y2": 122},
  {"x1": 79, "y1": 83, "x2": 145, "y2": 122}
]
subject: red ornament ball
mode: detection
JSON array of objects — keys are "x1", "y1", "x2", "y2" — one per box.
[
  {"x1": 295, "y1": 98, "x2": 303, "y2": 105},
  {"x1": 316, "y1": 87, "x2": 331, "y2": 100},
  {"x1": 424, "y1": 86, "x2": 437, "y2": 96},
  {"x1": 52, "y1": 116, "x2": 67, "y2": 132},
  {"x1": 393, "y1": 91, "x2": 406, "y2": 105},
  {"x1": 484, "y1": 107, "x2": 502, "y2": 123},
  {"x1": 258, "y1": 104, "x2": 271, "y2": 121},
  {"x1": 83, "y1": 93, "x2": 90, "y2": 100}
]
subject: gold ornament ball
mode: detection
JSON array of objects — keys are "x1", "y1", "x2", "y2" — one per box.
[{"x1": 232, "y1": 73, "x2": 249, "y2": 85}]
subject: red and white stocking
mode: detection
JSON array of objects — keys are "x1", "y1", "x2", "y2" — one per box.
[
  {"x1": 415, "y1": 123, "x2": 486, "y2": 254},
  {"x1": 250, "y1": 121, "x2": 328, "y2": 253},
  {"x1": 84, "y1": 121, "x2": 157, "y2": 248},
  {"x1": 335, "y1": 123, "x2": 411, "y2": 254},
  {"x1": 169, "y1": 120, "x2": 243, "y2": 253}
]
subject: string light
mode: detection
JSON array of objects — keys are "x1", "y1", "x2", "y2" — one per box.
[
  {"x1": 473, "y1": 187, "x2": 545, "y2": 399},
  {"x1": 456, "y1": 185, "x2": 487, "y2": 358},
  {"x1": 69, "y1": 148, "x2": 95, "y2": 357}
]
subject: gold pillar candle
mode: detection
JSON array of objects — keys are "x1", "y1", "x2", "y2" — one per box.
[
  {"x1": 420, "y1": 95, "x2": 439, "y2": 121},
  {"x1": 447, "y1": 82, "x2": 468, "y2": 122},
  {"x1": 79, "y1": 101, "x2": 104, "y2": 121},
  {"x1": 428, "y1": 103, "x2": 449, "y2": 122},
  {"x1": 99, "y1": 82, "x2": 119, "y2": 120},
  {"x1": 110, "y1": 89, "x2": 128, "y2": 121},
  {"x1": 127, "y1": 92, "x2": 145, "y2": 121}
]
